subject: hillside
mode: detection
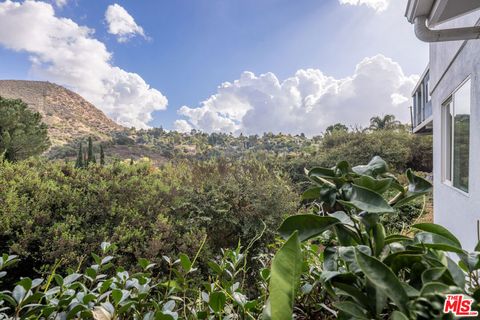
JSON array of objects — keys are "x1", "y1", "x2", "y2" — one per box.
[{"x1": 0, "y1": 80, "x2": 123, "y2": 146}]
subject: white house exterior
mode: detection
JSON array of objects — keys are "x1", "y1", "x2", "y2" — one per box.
[{"x1": 406, "y1": 0, "x2": 480, "y2": 250}]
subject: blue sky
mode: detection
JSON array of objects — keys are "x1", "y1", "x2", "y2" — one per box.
[{"x1": 0, "y1": 0, "x2": 428, "y2": 134}]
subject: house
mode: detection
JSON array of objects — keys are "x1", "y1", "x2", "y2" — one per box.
[{"x1": 406, "y1": 0, "x2": 480, "y2": 249}]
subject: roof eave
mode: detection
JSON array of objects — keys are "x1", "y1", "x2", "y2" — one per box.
[{"x1": 405, "y1": 0, "x2": 419, "y2": 23}]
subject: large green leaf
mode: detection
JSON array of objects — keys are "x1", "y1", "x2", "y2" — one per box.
[
  {"x1": 355, "y1": 249, "x2": 409, "y2": 315},
  {"x1": 458, "y1": 252, "x2": 480, "y2": 272},
  {"x1": 333, "y1": 282, "x2": 371, "y2": 311},
  {"x1": 391, "y1": 311, "x2": 409, "y2": 320},
  {"x1": 301, "y1": 187, "x2": 321, "y2": 200},
  {"x1": 307, "y1": 167, "x2": 336, "y2": 178},
  {"x1": 209, "y1": 292, "x2": 226, "y2": 313},
  {"x1": 264, "y1": 231, "x2": 302, "y2": 320},
  {"x1": 385, "y1": 234, "x2": 412, "y2": 245},
  {"x1": 354, "y1": 176, "x2": 392, "y2": 194},
  {"x1": 414, "y1": 232, "x2": 464, "y2": 254},
  {"x1": 383, "y1": 251, "x2": 425, "y2": 274},
  {"x1": 333, "y1": 301, "x2": 369, "y2": 319},
  {"x1": 421, "y1": 267, "x2": 446, "y2": 284},
  {"x1": 278, "y1": 215, "x2": 340, "y2": 241},
  {"x1": 372, "y1": 223, "x2": 386, "y2": 257},
  {"x1": 352, "y1": 156, "x2": 388, "y2": 177},
  {"x1": 412, "y1": 224, "x2": 461, "y2": 248},
  {"x1": 393, "y1": 170, "x2": 432, "y2": 208},
  {"x1": 446, "y1": 256, "x2": 466, "y2": 289},
  {"x1": 419, "y1": 282, "x2": 451, "y2": 296},
  {"x1": 339, "y1": 184, "x2": 394, "y2": 213}
]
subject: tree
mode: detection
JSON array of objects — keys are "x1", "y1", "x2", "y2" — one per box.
[
  {"x1": 75, "y1": 143, "x2": 84, "y2": 168},
  {"x1": 100, "y1": 145, "x2": 105, "y2": 166},
  {"x1": 87, "y1": 137, "x2": 96, "y2": 165},
  {"x1": 0, "y1": 97, "x2": 50, "y2": 161},
  {"x1": 324, "y1": 123, "x2": 348, "y2": 135},
  {"x1": 368, "y1": 114, "x2": 401, "y2": 131}
]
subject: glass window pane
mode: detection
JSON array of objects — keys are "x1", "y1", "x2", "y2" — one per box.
[
  {"x1": 453, "y1": 80, "x2": 471, "y2": 192},
  {"x1": 443, "y1": 102, "x2": 452, "y2": 182}
]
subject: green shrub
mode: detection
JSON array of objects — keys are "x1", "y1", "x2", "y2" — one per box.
[
  {"x1": 0, "y1": 157, "x2": 297, "y2": 280},
  {"x1": 266, "y1": 156, "x2": 480, "y2": 319},
  {"x1": 0, "y1": 242, "x2": 264, "y2": 319}
]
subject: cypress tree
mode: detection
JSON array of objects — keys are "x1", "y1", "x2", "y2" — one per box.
[
  {"x1": 87, "y1": 137, "x2": 96, "y2": 165},
  {"x1": 75, "y1": 143, "x2": 83, "y2": 168},
  {"x1": 100, "y1": 145, "x2": 105, "y2": 166}
]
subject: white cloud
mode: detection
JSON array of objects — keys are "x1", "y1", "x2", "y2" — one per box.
[
  {"x1": 174, "y1": 120, "x2": 193, "y2": 133},
  {"x1": 339, "y1": 0, "x2": 390, "y2": 12},
  {"x1": 0, "y1": 0, "x2": 167, "y2": 128},
  {"x1": 105, "y1": 3, "x2": 146, "y2": 43},
  {"x1": 175, "y1": 55, "x2": 418, "y2": 136},
  {"x1": 54, "y1": 0, "x2": 67, "y2": 7}
]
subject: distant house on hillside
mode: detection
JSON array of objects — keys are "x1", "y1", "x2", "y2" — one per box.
[{"x1": 406, "y1": 0, "x2": 480, "y2": 249}]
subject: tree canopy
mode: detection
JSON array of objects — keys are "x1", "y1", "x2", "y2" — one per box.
[
  {"x1": 368, "y1": 114, "x2": 402, "y2": 131},
  {"x1": 0, "y1": 97, "x2": 50, "y2": 161}
]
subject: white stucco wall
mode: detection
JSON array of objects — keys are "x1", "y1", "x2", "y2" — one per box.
[{"x1": 430, "y1": 12, "x2": 480, "y2": 250}]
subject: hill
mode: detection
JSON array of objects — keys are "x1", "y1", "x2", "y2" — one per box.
[{"x1": 0, "y1": 80, "x2": 123, "y2": 146}]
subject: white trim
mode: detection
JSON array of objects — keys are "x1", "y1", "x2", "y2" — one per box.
[{"x1": 441, "y1": 76, "x2": 471, "y2": 194}]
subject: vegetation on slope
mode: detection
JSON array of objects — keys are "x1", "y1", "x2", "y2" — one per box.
[{"x1": 0, "y1": 157, "x2": 478, "y2": 320}]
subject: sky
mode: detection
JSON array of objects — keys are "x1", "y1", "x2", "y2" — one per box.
[{"x1": 0, "y1": 0, "x2": 429, "y2": 135}]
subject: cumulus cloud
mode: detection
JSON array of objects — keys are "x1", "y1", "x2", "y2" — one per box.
[
  {"x1": 105, "y1": 3, "x2": 146, "y2": 43},
  {"x1": 175, "y1": 55, "x2": 418, "y2": 136},
  {"x1": 0, "y1": 0, "x2": 166, "y2": 128},
  {"x1": 54, "y1": 0, "x2": 67, "y2": 7},
  {"x1": 339, "y1": 0, "x2": 390, "y2": 12}
]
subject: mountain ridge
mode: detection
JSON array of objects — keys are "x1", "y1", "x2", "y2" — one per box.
[{"x1": 0, "y1": 80, "x2": 124, "y2": 146}]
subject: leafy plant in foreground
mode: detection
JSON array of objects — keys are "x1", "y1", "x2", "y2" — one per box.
[
  {"x1": 266, "y1": 156, "x2": 480, "y2": 319},
  {"x1": 0, "y1": 241, "x2": 264, "y2": 319}
]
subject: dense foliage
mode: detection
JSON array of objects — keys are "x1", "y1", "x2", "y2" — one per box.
[
  {"x1": 1, "y1": 157, "x2": 473, "y2": 320},
  {"x1": 0, "y1": 97, "x2": 50, "y2": 161},
  {"x1": 48, "y1": 116, "x2": 432, "y2": 174},
  {"x1": 266, "y1": 157, "x2": 480, "y2": 319},
  {"x1": 0, "y1": 157, "x2": 297, "y2": 281}
]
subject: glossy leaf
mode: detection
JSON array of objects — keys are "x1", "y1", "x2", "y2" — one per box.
[
  {"x1": 355, "y1": 249, "x2": 409, "y2": 315},
  {"x1": 209, "y1": 292, "x2": 226, "y2": 313},
  {"x1": 265, "y1": 232, "x2": 302, "y2": 320},
  {"x1": 352, "y1": 156, "x2": 388, "y2": 177},
  {"x1": 307, "y1": 167, "x2": 336, "y2": 178},
  {"x1": 414, "y1": 232, "x2": 463, "y2": 254},
  {"x1": 391, "y1": 311, "x2": 409, "y2": 320},
  {"x1": 333, "y1": 301, "x2": 368, "y2": 319},
  {"x1": 354, "y1": 176, "x2": 392, "y2": 194},
  {"x1": 339, "y1": 184, "x2": 394, "y2": 213},
  {"x1": 301, "y1": 187, "x2": 321, "y2": 200},
  {"x1": 278, "y1": 215, "x2": 340, "y2": 241},
  {"x1": 179, "y1": 254, "x2": 192, "y2": 272},
  {"x1": 393, "y1": 170, "x2": 432, "y2": 208},
  {"x1": 412, "y1": 223, "x2": 461, "y2": 248}
]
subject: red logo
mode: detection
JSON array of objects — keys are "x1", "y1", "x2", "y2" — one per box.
[{"x1": 443, "y1": 294, "x2": 478, "y2": 317}]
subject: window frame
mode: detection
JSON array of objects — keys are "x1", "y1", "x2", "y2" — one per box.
[{"x1": 441, "y1": 77, "x2": 471, "y2": 194}]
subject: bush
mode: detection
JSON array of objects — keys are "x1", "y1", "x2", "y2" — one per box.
[
  {"x1": 0, "y1": 156, "x2": 479, "y2": 320},
  {"x1": 319, "y1": 129, "x2": 431, "y2": 173},
  {"x1": 0, "y1": 242, "x2": 265, "y2": 319},
  {"x1": 0, "y1": 157, "x2": 297, "y2": 280},
  {"x1": 266, "y1": 156, "x2": 480, "y2": 319}
]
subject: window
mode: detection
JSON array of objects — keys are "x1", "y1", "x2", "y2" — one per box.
[{"x1": 442, "y1": 79, "x2": 471, "y2": 193}]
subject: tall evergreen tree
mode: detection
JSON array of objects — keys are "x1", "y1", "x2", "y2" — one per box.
[
  {"x1": 100, "y1": 145, "x2": 105, "y2": 166},
  {"x1": 75, "y1": 143, "x2": 84, "y2": 168},
  {"x1": 87, "y1": 137, "x2": 96, "y2": 165}
]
